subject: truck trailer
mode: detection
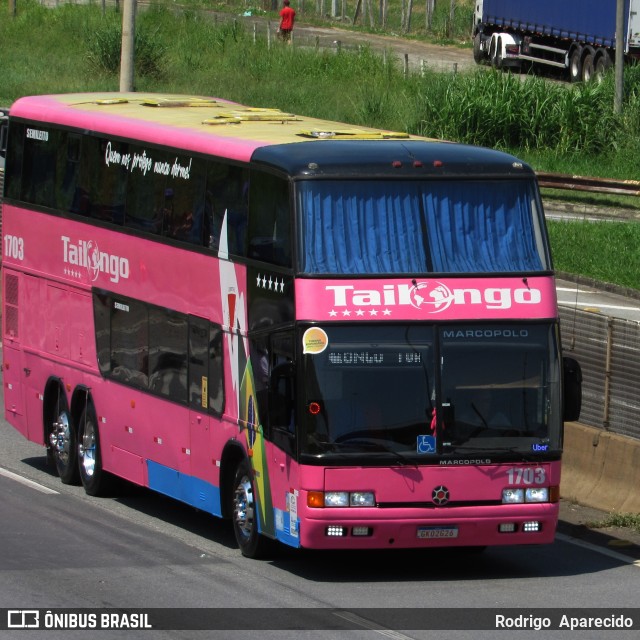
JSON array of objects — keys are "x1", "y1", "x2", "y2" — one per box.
[{"x1": 473, "y1": 0, "x2": 640, "y2": 82}]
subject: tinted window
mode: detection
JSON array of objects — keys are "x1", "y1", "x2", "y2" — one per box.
[
  {"x1": 84, "y1": 137, "x2": 127, "y2": 225},
  {"x1": 248, "y1": 171, "x2": 291, "y2": 267},
  {"x1": 189, "y1": 317, "x2": 224, "y2": 414},
  {"x1": 110, "y1": 298, "x2": 149, "y2": 389},
  {"x1": 149, "y1": 308, "x2": 188, "y2": 403},
  {"x1": 92, "y1": 291, "x2": 223, "y2": 411}
]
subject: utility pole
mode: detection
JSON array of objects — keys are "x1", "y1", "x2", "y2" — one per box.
[
  {"x1": 119, "y1": 0, "x2": 137, "y2": 92},
  {"x1": 614, "y1": 0, "x2": 624, "y2": 114},
  {"x1": 9, "y1": 0, "x2": 16, "y2": 17}
]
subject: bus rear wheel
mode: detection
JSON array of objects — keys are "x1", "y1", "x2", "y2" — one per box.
[
  {"x1": 78, "y1": 402, "x2": 114, "y2": 497},
  {"x1": 231, "y1": 459, "x2": 271, "y2": 558},
  {"x1": 48, "y1": 389, "x2": 79, "y2": 485}
]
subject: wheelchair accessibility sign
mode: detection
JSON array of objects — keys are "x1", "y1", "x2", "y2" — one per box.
[{"x1": 417, "y1": 435, "x2": 436, "y2": 454}]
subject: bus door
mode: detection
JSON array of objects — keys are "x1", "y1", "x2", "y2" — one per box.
[{"x1": 187, "y1": 317, "x2": 224, "y2": 516}]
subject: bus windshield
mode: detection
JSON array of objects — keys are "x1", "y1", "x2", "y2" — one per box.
[
  {"x1": 297, "y1": 179, "x2": 549, "y2": 275},
  {"x1": 300, "y1": 324, "x2": 561, "y2": 460}
]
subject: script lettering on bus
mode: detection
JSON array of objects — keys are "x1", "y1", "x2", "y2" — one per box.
[
  {"x1": 104, "y1": 142, "x2": 131, "y2": 170},
  {"x1": 131, "y1": 150, "x2": 153, "y2": 176},
  {"x1": 103, "y1": 141, "x2": 193, "y2": 180}
]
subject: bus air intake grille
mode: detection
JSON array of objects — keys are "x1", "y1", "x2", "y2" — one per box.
[{"x1": 4, "y1": 273, "x2": 19, "y2": 339}]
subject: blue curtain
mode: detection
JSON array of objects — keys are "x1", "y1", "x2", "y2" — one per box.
[{"x1": 297, "y1": 180, "x2": 545, "y2": 275}]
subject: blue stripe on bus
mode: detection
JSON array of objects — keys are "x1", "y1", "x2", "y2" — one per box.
[{"x1": 147, "y1": 460, "x2": 222, "y2": 518}]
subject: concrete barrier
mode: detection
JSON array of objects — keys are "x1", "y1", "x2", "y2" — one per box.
[{"x1": 561, "y1": 422, "x2": 640, "y2": 514}]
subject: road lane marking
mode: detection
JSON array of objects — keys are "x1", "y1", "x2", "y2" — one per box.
[
  {"x1": 556, "y1": 532, "x2": 640, "y2": 569},
  {"x1": 0, "y1": 466, "x2": 59, "y2": 495},
  {"x1": 332, "y1": 611, "x2": 414, "y2": 639}
]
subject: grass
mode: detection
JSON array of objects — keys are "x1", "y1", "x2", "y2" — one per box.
[
  {"x1": 588, "y1": 513, "x2": 640, "y2": 535},
  {"x1": 547, "y1": 221, "x2": 640, "y2": 290},
  {"x1": 0, "y1": 1, "x2": 639, "y2": 291}
]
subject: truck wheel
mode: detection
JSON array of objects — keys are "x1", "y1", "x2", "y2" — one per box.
[
  {"x1": 473, "y1": 33, "x2": 484, "y2": 64},
  {"x1": 491, "y1": 38, "x2": 503, "y2": 69},
  {"x1": 594, "y1": 51, "x2": 612, "y2": 82},
  {"x1": 569, "y1": 46, "x2": 583, "y2": 83},
  {"x1": 582, "y1": 47, "x2": 595, "y2": 82}
]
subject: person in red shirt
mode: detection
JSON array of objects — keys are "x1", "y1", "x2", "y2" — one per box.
[{"x1": 278, "y1": 0, "x2": 296, "y2": 43}]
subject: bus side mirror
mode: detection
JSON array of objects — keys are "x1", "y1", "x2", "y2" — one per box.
[{"x1": 563, "y1": 356, "x2": 582, "y2": 422}]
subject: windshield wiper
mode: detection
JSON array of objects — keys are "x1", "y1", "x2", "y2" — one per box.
[
  {"x1": 329, "y1": 438, "x2": 416, "y2": 467},
  {"x1": 442, "y1": 444, "x2": 545, "y2": 462}
]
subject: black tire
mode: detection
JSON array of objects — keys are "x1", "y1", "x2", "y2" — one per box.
[
  {"x1": 78, "y1": 402, "x2": 114, "y2": 497},
  {"x1": 582, "y1": 47, "x2": 595, "y2": 82},
  {"x1": 594, "y1": 51, "x2": 612, "y2": 82},
  {"x1": 49, "y1": 389, "x2": 80, "y2": 485},
  {"x1": 231, "y1": 459, "x2": 272, "y2": 558},
  {"x1": 491, "y1": 38, "x2": 503, "y2": 69},
  {"x1": 473, "y1": 32, "x2": 484, "y2": 65},
  {"x1": 569, "y1": 46, "x2": 583, "y2": 83}
]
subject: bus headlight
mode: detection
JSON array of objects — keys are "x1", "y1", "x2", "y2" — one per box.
[
  {"x1": 502, "y1": 488, "x2": 524, "y2": 504},
  {"x1": 525, "y1": 487, "x2": 549, "y2": 503},
  {"x1": 350, "y1": 492, "x2": 375, "y2": 507},
  {"x1": 325, "y1": 491, "x2": 349, "y2": 507},
  {"x1": 310, "y1": 491, "x2": 376, "y2": 508}
]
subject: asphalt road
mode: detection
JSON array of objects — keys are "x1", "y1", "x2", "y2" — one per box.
[{"x1": 1, "y1": 380, "x2": 639, "y2": 639}]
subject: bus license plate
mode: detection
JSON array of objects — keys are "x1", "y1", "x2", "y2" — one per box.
[{"x1": 417, "y1": 526, "x2": 458, "y2": 539}]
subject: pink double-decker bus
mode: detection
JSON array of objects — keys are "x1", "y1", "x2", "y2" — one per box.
[{"x1": 2, "y1": 93, "x2": 581, "y2": 557}]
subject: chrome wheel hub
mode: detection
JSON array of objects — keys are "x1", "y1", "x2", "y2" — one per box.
[{"x1": 233, "y1": 476, "x2": 255, "y2": 541}]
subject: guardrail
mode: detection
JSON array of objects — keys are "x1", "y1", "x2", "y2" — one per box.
[{"x1": 537, "y1": 172, "x2": 640, "y2": 197}]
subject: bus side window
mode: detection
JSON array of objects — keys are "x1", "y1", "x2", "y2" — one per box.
[
  {"x1": 268, "y1": 332, "x2": 296, "y2": 455},
  {"x1": 125, "y1": 146, "x2": 169, "y2": 234},
  {"x1": 163, "y1": 155, "x2": 208, "y2": 247},
  {"x1": 148, "y1": 308, "x2": 188, "y2": 404},
  {"x1": 110, "y1": 298, "x2": 149, "y2": 389},
  {"x1": 188, "y1": 317, "x2": 224, "y2": 415},
  {"x1": 85, "y1": 137, "x2": 127, "y2": 225},
  {"x1": 20, "y1": 127, "x2": 59, "y2": 208},
  {"x1": 207, "y1": 163, "x2": 249, "y2": 257},
  {"x1": 248, "y1": 170, "x2": 291, "y2": 267},
  {"x1": 93, "y1": 291, "x2": 111, "y2": 377},
  {"x1": 4, "y1": 121, "x2": 25, "y2": 201}
]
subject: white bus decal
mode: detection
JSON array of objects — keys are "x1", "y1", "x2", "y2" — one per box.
[{"x1": 61, "y1": 236, "x2": 130, "y2": 284}]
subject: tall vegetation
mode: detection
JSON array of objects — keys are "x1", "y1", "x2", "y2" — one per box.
[{"x1": 0, "y1": 1, "x2": 638, "y2": 288}]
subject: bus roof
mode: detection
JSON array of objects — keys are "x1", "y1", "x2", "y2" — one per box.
[{"x1": 10, "y1": 92, "x2": 533, "y2": 178}]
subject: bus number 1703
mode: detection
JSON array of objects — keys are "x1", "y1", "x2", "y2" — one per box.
[
  {"x1": 506, "y1": 467, "x2": 546, "y2": 485},
  {"x1": 4, "y1": 235, "x2": 25, "y2": 261}
]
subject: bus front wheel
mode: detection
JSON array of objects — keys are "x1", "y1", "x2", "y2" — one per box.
[{"x1": 231, "y1": 459, "x2": 271, "y2": 558}]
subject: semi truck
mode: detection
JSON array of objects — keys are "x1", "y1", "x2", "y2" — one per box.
[{"x1": 473, "y1": 0, "x2": 640, "y2": 82}]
